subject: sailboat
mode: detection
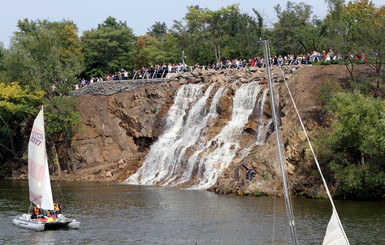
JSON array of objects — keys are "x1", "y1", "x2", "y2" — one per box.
[
  {"x1": 261, "y1": 40, "x2": 350, "y2": 245},
  {"x1": 13, "y1": 106, "x2": 80, "y2": 231}
]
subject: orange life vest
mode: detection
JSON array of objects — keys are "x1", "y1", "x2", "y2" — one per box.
[
  {"x1": 54, "y1": 203, "x2": 61, "y2": 211},
  {"x1": 32, "y1": 206, "x2": 40, "y2": 216}
]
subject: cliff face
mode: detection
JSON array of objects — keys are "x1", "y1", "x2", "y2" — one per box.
[
  {"x1": 70, "y1": 81, "x2": 181, "y2": 181},
  {"x1": 211, "y1": 66, "x2": 324, "y2": 197},
  {"x1": 68, "y1": 67, "x2": 300, "y2": 191},
  {"x1": 66, "y1": 65, "x2": 369, "y2": 196}
]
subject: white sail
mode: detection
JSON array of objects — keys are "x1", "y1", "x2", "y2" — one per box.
[
  {"x1": 323, "y1": 208, "x2": 350, "y2": 245},
  {"x1": 28, "y1": 107, "x2": 54, "y2": 210}
]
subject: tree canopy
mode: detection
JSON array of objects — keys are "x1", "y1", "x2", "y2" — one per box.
[
  {"x1": 180, "y1": 4, "x2": 264, "y2": 62},
  {"x1": 81, "y1": 16, "x2": 136, "y2": 77},
  {"x1": 319, "y1": 92, "x2": 385, "y2": 198},
  {"x1": 0, "y1": 82, "x2": 44, "y2": 168},
  {"x1": 7, "y1": 19, "x2": 84, "y2": 95}
]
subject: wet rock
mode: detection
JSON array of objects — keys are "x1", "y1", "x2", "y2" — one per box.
[{"x1": 67, "y1": 65, "x2": 306, "y2": 189}]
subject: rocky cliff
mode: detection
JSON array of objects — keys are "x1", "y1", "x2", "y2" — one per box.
[
  {"x1": 70, "y1": 80, "x2": 179, "y2": 181},
  {"x1": 64, "y1": 65, "x2": 367, "y2": 197}
]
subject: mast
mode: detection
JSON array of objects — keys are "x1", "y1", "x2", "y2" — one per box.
[{"x1": 261, "y1": 40, "x2": 298, "y2": 245}]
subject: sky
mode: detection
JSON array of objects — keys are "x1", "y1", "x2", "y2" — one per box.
[{"x1": 1, "y1": 0, "x2": 384, "y2": 48}]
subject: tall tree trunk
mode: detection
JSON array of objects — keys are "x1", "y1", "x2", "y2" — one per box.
[
  {"x1": 344, "y1": 60, "x2": 355, "y2": 84},
  {"x1": 375, "y1": 75, "x2": 380, "y2": 98},
  {"x1": 66, "y1": 140, "x2": 76, "y2": 173},
  {"x1": 52, "y1": 145, "x2": 61, "y2": 176}
]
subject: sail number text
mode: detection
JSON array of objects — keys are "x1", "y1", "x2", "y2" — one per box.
[{"x1": 30, "y1": 131, "x2": 43, "y2": 146}]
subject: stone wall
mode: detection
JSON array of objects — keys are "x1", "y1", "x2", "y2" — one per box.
[
  {"x1": 71, "y1": 66, "x2": 300, "y2": 96},
  {"x1": 72, "y1": 79, "x2": 166, "y2": 96}
]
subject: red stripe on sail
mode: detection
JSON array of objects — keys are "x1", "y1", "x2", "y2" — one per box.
[
  {"x1": 28, "y1": 158, "x2": 45, "y2": 182},
  {"x1": 31, "y1": 126, "x2": 44, "y2": 134}
]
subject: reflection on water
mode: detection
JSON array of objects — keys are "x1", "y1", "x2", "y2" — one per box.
[{"x1": 1, "y1": 181, "x2": 384, "y2": 245}]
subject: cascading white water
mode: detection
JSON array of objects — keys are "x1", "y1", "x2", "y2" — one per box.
[
  {"x1": 127, "y1": 83, "x2": 206, "y2": 185},
  {"x1": 238, "y1": 87, "x2": 272, "y2": 158},
  {"x1": 256, "y1": 88, "x2": 272, "y2": 145},
  {"x1": 127, "y1": 81, "x2": 272, "y2": 189},
  {"x1": 184, "y1": 82, "x2": 265, "y2": 189}
]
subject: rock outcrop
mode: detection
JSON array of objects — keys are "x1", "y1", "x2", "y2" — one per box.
[
  {"x1": 69, "y1": 81, "x2": 181, "y2": 182},
  {"x1": 64, "y1": 65, "x2": 365, "y2": 197},
  {"x1": 68, "y1": 66, "x2": 303, "y2": 191}
]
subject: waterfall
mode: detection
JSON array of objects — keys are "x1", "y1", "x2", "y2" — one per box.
[
  {"x1": 256, "y1": 87, "x2": 272, "y2": 145},
  {"x1": 127, "y1": 81, "x2": 272, "y2": 189}
]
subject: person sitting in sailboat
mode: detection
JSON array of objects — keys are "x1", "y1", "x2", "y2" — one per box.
[
  {"x1": 31, "y1": 205, "x2": 40, "y2": 219},
  {"x1": 53, "y1": 202, "x2": 62, "y2": 215},
  {"x1": 47, "y1": 203, "x2": 62, "y2": 217}
]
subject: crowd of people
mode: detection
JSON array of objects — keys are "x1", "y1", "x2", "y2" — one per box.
[{"x1": 74, "y1": 49, "x2": 368, "y2": 89}]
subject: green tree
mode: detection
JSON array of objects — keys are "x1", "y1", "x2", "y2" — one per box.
[
  {"x1": 0, "y1": 82, "x2": 44, "y2": 177},
  {"x1": 134, "y1": 22, "x2": 180, "y2": 68},
  {"x1": 184, "y1": 4, "x2": 240, "y2": 62},
  {"x1": 133, "y1": 35, "x2": 161, "y2": 67},
  {"x1": 172, "y1": 19, "x2": 215, "y2": 65},
  {"x1": 147, "y1": 21, "x2": 168, "y2": 38},
  {"x1": 81, "y1": 16, "x2": 136, "y2": 77},
  {"x1": 0, "y1": 43, "x2": 5, "y2": 71},
  {"x1": 319, "y1": 92, "x2": 385, "y2": 198},
  {"x1": 172, "y1": 4, "x2": 264, "y2": 64},
  {"x1": 226, "y1": 10, "x2": 265, "y2": 59},
  {"x1": 355, "y1": 5, "x2": 385, "y2": 96},
  {"x1": 6, "y1": 19, "x2": 84, "y2": 95},
  {"x1": 324, "y1": 0, "x2": 345, "y2": 25},
  {"x1": 323, "y1": 0, "x2": 382, "y2": 82},
  {"x1": 3, "y1": 19, "x2": 85, "y2": 174},
  {"x1": 158, "y1": 33, "x2": 182, "y2": 64},
  {"x1": 133, "y1": 33, "x2": 180, "y2": 68},
  {"x1": 273, "y1": 1, "x2": 324, "y2": 55},
  {"x1": 0, "y1": 43, "x2": 7, "y2": 82},
  {"x1": 44, "y1": 96, "x2": 82, "y2": 172}
]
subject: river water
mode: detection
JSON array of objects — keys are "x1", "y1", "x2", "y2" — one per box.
[{"x1": 0, "y1": 181, "x2": 384, "y2": 245}]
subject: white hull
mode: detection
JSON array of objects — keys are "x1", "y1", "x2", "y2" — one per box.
[
  {"x1": 67, "y1": 220, "x2": 80, "y2": 229},
  {"x1": 13, "y1": 213, "x2": 80, "y2": 231},
  {"x1": 13, "y1": 214, "x2": 45, "y2": 231}
]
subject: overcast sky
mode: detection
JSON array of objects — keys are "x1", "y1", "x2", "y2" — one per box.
[{"x1": 1, "y1": 0, "x2": 384, "y2": 48}]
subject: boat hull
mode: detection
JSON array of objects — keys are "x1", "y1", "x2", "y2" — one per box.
[
  {"x1": 13, "y1": 214, "x2": 80, "y2": 231},
  {"x1": 13, "y1": 214, "x2": 45, "y2": 231}
]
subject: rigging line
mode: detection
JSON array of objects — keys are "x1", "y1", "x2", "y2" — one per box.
[
  {"x1": 277, "y1": 65, "x2": 350, "y2": 243},
  {"x1": 54, "y1": 178, "x2": 68, "y2": 214},
  {"x1": 28, "y1": 202, "x2": 33, "y2": 214},
  {"x1": 262, "y1": 40, "x2": 298, "y2": 245}
]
